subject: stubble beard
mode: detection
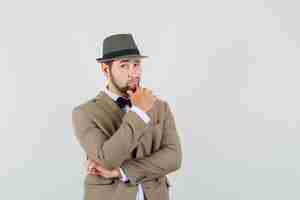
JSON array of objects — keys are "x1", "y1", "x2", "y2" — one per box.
[{"x1": 110, "y1": 73, "x2": 139, "y2": 98}]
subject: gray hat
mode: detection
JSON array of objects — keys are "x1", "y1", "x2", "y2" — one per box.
[{"x1": 96, "y1": 33, "x2": 148, "y2": 63}]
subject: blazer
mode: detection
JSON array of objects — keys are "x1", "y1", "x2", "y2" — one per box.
[{"x1": 72, "y1": 90, "x2": 182, "y2": 200}]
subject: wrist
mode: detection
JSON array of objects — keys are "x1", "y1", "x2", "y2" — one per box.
[{"x1": 113, "y1": 169, "x2": 120, "y2": 178}]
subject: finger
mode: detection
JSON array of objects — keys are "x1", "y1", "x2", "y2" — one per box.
[
  {"x1": 88, "y1": 170, "x2": 96, "y2": 175},
  {"x1": 89, "y1": 164, "x2": 98, "y2": 171},
  {"x1": 127, "y1": 90, "x2": 133, "y2": 97},
  {"x1": 87, "y1": 159, "x2": 96, "y2": 167},
  {"x1": 88, "y1": 168, "x2": 98, "y2": 175},
  {"x1": 88, "y1": 162, "x2": 96, "y2": 171},
  {"x1": 87, "y1": 165, "x2": 95, "y2": 173},
  {"x1": 93, "y1": 171, "x2": 103, "y2": 176},
  {"x1": 87, "y1": 164, "x2": 93, "y2": 172},
  {"x1": 92, "y1": 168, "x2": 103, "y2": 175},
  {"x1": 89, "y1": 171, "x2": 102, "y2": 176},
  {"x1": 95, "y1": 166, "x2": 106, "y2": 172}
]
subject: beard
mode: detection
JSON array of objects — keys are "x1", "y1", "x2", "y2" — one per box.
[{"x1": 110, "y1": 72, "x2": 140, "y2": 98}]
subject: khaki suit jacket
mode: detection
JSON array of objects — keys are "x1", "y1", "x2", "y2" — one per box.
[{"x1": 72, "y1": 91, "x2": 182, "y2": 200}]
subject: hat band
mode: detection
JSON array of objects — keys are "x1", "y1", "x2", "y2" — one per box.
[{"x1": 102, "y1": 48, "x2": 140, "y2": 60}]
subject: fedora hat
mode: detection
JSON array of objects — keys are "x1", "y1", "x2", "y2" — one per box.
[{"x1": 96, "y1": 33, "x2": 148, "y2": 63}]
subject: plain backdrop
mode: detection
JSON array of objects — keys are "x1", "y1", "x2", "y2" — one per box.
[{"x1": 1, "y1": 0, "x2": 300, "y2": 199}]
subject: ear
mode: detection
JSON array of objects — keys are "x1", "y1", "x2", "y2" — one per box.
[{"x1": 101, "y1": 63, "x2": 109, "y2": 77}]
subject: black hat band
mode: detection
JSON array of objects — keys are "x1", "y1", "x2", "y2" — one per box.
[{"x1": 101, "y1": 48, "x2": 140, "y2": 60}]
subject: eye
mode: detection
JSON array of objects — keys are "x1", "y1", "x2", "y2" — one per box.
[{"x1": 120, "y1": 64, "x2": 130, "y2": 70}]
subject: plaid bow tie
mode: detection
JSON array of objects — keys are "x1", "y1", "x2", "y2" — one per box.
[{"x1": 115, "y1": 97, "x2": 132, "y2": 109}]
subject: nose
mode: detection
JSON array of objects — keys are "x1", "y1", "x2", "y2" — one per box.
[{"x1": 130, "y1": 64, "x2": 142, "y2": 78}]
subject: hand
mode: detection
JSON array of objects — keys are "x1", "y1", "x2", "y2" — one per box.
[
  {"x1": 86, "y1": 159, "x2": 120, "y2": 178},
  {"x1": 86, "y1": 159, "x2": 100, "y2": 176},
  {"x1": 127, "y1": 87, "x2": 157, "y2": 112}
]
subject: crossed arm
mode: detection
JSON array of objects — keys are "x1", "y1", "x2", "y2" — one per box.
[{"x1": 72, "y1": 101, "x2": 182, "y2": 185}]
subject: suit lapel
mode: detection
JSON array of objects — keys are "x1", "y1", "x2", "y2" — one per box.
[
  {"x1": 93, "y1": 90, "x2": 157, "y2": 136},
  {"x1": 92, "y1": 91, "x2": 125, "y2": 137},
  {"x1": 95, "y1": 90, "x2": 125, "y2": 118}
]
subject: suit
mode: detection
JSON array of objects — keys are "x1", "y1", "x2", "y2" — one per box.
[{"x1": 72, "y1": 90, "x2": 182, "y2": 200}]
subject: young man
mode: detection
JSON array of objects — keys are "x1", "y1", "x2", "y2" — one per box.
[{"x1": 72, "y1": 33, "x2": 182, "y2": 200}]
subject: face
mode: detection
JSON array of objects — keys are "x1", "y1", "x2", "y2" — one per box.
[{"x1": 102, "y1": 58, "x2": 142, "y2": 96}]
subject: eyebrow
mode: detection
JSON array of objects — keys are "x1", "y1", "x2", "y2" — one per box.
[
  {"x1": 119, "y1": 59, "x2": 141, "y2": 64},
  {"x1": 120, "y1": 60, "x2": 129, "y2": 63}
]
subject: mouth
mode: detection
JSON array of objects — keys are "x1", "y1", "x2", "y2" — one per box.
[{"x1": 128, "y1": 78, "x2": 139, "y2": 86}]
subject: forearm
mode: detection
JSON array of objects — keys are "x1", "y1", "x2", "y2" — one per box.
[
  {"x1": 121, "y1": 144, "x2": 182, "y2": 184},
  {"x1": 72, "y1": 108, "x2": 150, "y2": 170},
  {"x1": 120, "y1": 101, "x2": 182, "y2": 185}
]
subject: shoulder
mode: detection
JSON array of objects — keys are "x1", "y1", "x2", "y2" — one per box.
[
  {"x1": 72, "y1": 91, "x2": 109, "y2": 121},
  {"x1": 72, "y1": 96, "x2": 100, "y2": 121},
  {"x1": 73, "y1": 98, "x2": 95, "y2": 112}
]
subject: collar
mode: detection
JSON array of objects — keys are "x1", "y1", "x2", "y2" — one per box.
[{"x1": 104, "y1": 85, "x2": 122, "y2": 101}]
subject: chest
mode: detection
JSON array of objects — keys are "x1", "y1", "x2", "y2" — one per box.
[{"x1": 92, "y1": 101, "x2": 166, "y2": 158}]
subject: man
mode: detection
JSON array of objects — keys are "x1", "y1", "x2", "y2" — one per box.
[{"x1": 72, "y1": 33, "x2": 182, "y2": 200}]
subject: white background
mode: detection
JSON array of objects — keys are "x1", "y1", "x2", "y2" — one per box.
[{"x1": 1, "y1": 0, "x2": 300, "y2": 199}]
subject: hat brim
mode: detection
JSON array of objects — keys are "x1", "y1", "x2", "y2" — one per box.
[{"x1": 96, "y1": 55, "x2": 148, "y2": 63}]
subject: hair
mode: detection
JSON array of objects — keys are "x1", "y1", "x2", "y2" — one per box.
[{"x1": 103, "y1": 60, "x2": 113, "y2": 69}]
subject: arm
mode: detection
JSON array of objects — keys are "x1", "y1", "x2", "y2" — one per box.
[
  {"x1": 120, "y1": 101, "x2": 182, "y2": 185},
  {"x1": 72, "y1": 107, "x2": 150, "y2": 170}
]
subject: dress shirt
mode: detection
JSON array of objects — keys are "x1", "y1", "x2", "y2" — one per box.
[{"x1": 104, "y1": 87, "x2": 149, "y2": 200}]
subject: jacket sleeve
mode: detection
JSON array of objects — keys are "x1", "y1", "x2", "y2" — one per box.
[
  {"x1": 72, "y1": 107, "x2": 150, "y2": 170},
  {"x1": 120, "y1": 101, "x2": 182, "y2": 185}
]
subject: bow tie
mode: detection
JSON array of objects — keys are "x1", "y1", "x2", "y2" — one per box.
[{"x1": 115, "y1": 97, "x2": 132, "y2": 109}]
